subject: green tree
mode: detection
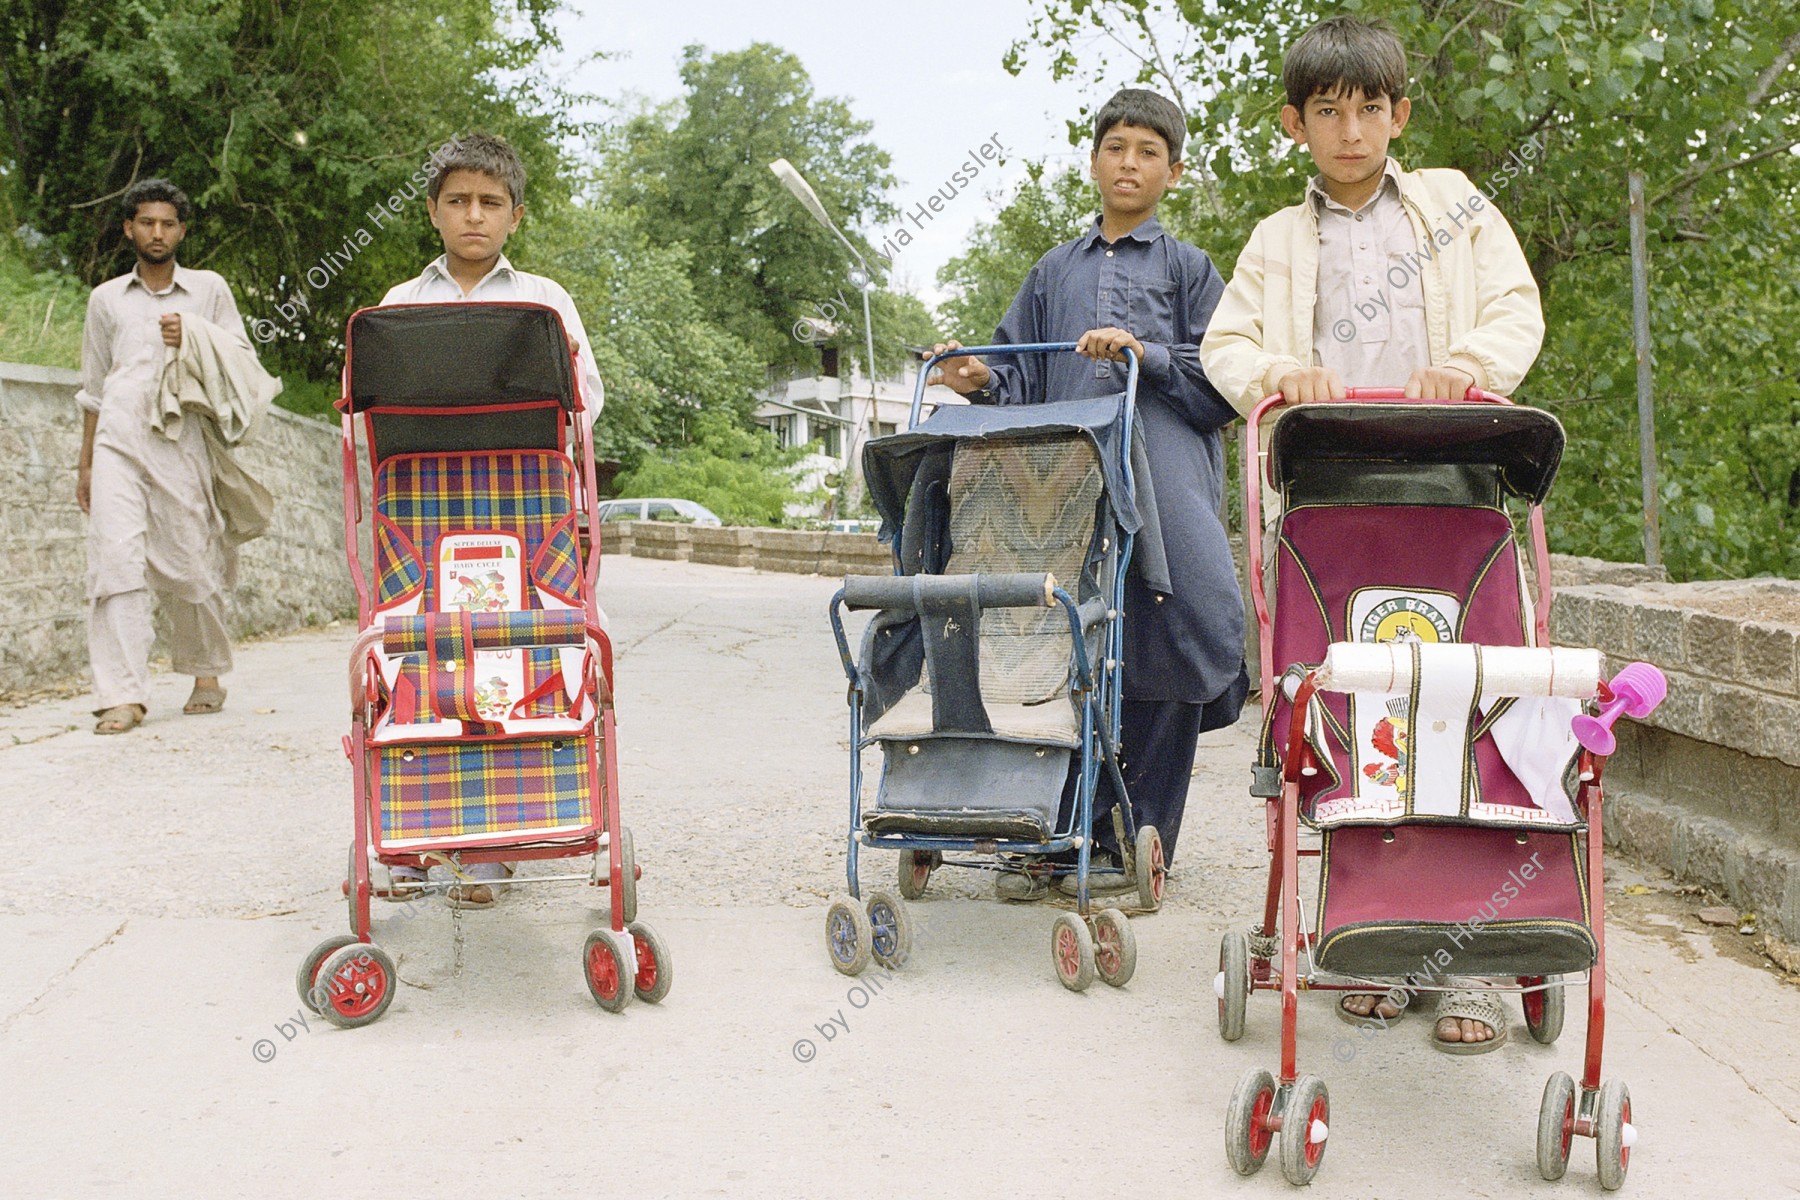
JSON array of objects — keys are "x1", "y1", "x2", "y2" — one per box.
[
  {"x1": 0, "y1": 0, "x2": 583, "y2": 393},
  {"x1": 596, "y1": 44, "x2": 907, "y2": 374},
  {"x1": 1003, "y1": 0, "x2": 1800, "y2": 579},
  {"x1": 936, "y1": 163, "x2": 1096, "y2": 341}
]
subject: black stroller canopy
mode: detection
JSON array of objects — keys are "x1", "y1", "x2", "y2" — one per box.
[
  {"x1": 1267, "y1": 402, "x2": 1566, "y2": 505},
  {"x1": 863, "y1": 393, "x2": 1150, "y2": 541},
  {"x1": 344, "y1": 303, "x2": 577, "y2": 412}
]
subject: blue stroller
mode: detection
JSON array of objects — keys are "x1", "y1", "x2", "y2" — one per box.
[{"x1": 824, "y1": 343, "x2": 1167, "y2": 992}]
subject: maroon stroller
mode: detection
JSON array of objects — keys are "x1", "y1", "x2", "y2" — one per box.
[{"x1": 1219, "y1": 389, "x2": 1658, "y2": 1190}]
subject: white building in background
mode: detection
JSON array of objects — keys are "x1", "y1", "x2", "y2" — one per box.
[{"x1": 752, "y1": 341, "x2": 967, "y2": 517}]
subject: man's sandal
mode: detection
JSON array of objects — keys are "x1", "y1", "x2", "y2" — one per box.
[
  {"x1": 1432, "y1": 989, "x2": 1510, "y2": 1054},
  {"x1": 183, "y1": 685, "x2": 227, "y2": 715},
  {"x1": 94, "y1": 704, "x2": 145, "y2": 735}
]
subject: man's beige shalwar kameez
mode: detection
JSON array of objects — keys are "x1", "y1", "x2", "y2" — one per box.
[{"x1": 76, "y1": 264, "x2": 247, "y2": 710}]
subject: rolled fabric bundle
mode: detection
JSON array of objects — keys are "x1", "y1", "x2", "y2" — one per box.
[
  {"x1": 1317, "y1": 641, "x2": 1603, "y2": 699},
  {"x1": 382, "y1": 607, "x2": 588, "y2": 656}
]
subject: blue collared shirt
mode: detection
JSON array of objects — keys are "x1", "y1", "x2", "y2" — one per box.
[{"x1": 976, "y1": 215, "x2": 1246, "y2": 705}]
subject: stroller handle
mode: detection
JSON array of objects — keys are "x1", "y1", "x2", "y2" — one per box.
[{"x1": 910, "y1": 341, "x2": 1139, "y2": 431}]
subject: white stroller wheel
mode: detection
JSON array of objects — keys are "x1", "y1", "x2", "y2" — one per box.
[
  {"x1": 865, "y1": 890, "x2": 914, "y2": 970},
  {"x1": 1218, "y1": 929, "x2": 1250, "y2": 1041},
  {"x1": 1093, "y1": 908, "x2": 1136, "y2": 987},
  {"x1": 1596, "y1": 1079, "x2": 1633, "y2": 1190},
  {"x1": 583, "y1": 927, "x2": 635, "y2": 1013},
  {"x1": 825, "y1": 895, "x2": 873, "y2": 976},
  {"x1": 1050, "y1": 912, "x2": 1096, "y2": 992},
  {"x1": 1278, "y1": 1074, "x2": 1330, "y2": 1186},
  {"x1": 1536, "y1": 1071, "x2": 1576, "y2": 1181},
  {"x1": 627, "y1": 920, "x2": 673, "y2": 1004},
  {"x1": 1134, "y1": 824, "x2": 1165, "y2": 911}
]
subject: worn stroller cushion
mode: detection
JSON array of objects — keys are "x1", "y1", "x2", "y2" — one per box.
[{"x1": 868, "y1": 688, "x2": 1080, "y2": 747}]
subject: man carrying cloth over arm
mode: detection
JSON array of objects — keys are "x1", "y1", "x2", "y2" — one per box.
[{"x1": 76, "y1": 178, "x2": 273, "y2": 735}]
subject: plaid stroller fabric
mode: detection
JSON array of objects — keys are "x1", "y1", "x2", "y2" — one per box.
[
  {"x1": 371, "y1": 449, "x2": 593, "y2": 839},
  {"x1": 375, "y1": 451, "x2": 584, "y2": 726},
  {"x1": 378, "y1": 737, "x2": 592, "y2": 842}
]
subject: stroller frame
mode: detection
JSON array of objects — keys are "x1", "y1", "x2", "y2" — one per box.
[
  {"x1": 1222, "y1": 388, "x2": 1635, "y2": 1190},
  {"x1": 823, "y1": 344, "x2": 1166, "y2": 992},
  {"x1": 296, "y1": 302, "x2": 668, "y2": 1028}
]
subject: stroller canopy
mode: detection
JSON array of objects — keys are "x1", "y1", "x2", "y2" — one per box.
[
  {"x1": 342, "y1": 303, "x2": 578, "y2": 458},
  {"x1": 344, "y1": 303, "x2": 577, "y2": 412},
  {"x1": 1268, "y1": 402, "x2": 1565, "y2": 506},
  {"x1": 862, "y1": 393, "x2": 1168, "y2": 592}
]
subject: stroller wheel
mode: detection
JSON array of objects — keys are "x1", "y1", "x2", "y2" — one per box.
[
  {"x1": 583, "y1": 928, "x2": 636, "y2": 1013},
  {"x1": 1521, "y1": 975, "x2": 1565, "y2": 1044},
  {"x1": 312, "y1": 942, "x2": 398, "y2": 1029},
  {"x1": 1225, "y1": 1067, "x2": 1277, "y2": 1176},
  {"x1": 897, "y1": 850, "x2": 938, "y2": 901},
  {"x1": 1217, "y1": 930, "x2": 1250, "y2": 1041},
  {"x1": 1093, "y1": 908, "x2": 1136, "y2": 987},
  {"x1": 825, "y1": 895, "x2": 873, "y2": 976},
  {"x1": 865, "y1": 890, "x2": 914, "y2": 970},
  {"x1": 1050, "y1": 912, "x2": 1096, "y2": 992},
  {"x1": 627, "y1": 921, "x2": 673, "y2": 1004},
  {"x1": 1536, "y1": 1071, "x2": 1577, "y2": 1181},
  {"x1": 1595, "y1": 1079, "x2": 1634, "y2": 1191},
  {"x1": 1134, "y1": 825, "x2": 1166, "y2": 912},
  {"x1": 1278, "y1": 1074, "x2": 1330, "y2": 1186},
  {"x1": 297, "y1": 934, "x2": 361, "y2": 1014}
]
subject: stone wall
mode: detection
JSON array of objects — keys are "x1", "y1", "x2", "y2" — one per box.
[
  {"x1": 0, "y1": 362, "x2": 359, "y2": 699},
  {"x1": 599, "y1": 521, "x2": 893, "y2": 577},
  {"x1": 1549, "y1": 569, "x2": 1800, "y2": 945}
]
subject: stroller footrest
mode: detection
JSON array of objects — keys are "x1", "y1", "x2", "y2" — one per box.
[{"x1": 863, "y1": 809, "x2": 1052, "y2": 841}]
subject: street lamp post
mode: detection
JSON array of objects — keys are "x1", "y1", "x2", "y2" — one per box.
[{"x1": 769, "y1": 158, "x2": 880, "y2": 506}]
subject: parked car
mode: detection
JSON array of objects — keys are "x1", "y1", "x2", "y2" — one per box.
[{"x1": 596, "y1": 497, "x2": 724, "y2": 526}]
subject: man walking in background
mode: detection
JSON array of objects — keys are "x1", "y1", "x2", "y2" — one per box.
[{"x1": 76, "y1": 178, "x2": 271, "y2": 733}]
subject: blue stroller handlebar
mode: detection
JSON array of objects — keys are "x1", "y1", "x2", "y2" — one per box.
[{"x1": 910, "y1": 341, "x2": 1140, "y2": 430}]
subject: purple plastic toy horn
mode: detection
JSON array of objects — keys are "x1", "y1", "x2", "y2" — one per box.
[{"x1": 1572, "y1": 662, "x2": 1669, "y2": 755}]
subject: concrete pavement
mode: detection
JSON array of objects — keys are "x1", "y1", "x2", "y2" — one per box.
[{"x1": 4, "y1": 556, "x2": 1797, "y2": 1197}]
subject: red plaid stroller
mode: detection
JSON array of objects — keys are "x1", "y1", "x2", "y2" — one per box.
[
  {"x1": 296, "y1": 303, "x2": 669, "y2": 1027},
  {"x1": 1219, "y1": 389, "x2": 1658, "y2": 1190}
]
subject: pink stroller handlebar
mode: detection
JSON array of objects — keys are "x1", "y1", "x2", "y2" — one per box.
[{"x1": 1571, "y1": 662, "x2": 1669, "y2": 756}]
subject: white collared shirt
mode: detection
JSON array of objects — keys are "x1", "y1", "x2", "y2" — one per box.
[{"x1": 381, "y1": 254, "x2": 604, "y2": 428}]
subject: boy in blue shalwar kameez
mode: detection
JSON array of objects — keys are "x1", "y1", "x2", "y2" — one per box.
[{"x1": 930, "y1": 88, "x2": 1247, "y2": 898}]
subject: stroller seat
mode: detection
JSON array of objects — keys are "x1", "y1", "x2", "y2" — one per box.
[{"x1": 862, "y1": 435, "x2": 1106, "y2": 839}]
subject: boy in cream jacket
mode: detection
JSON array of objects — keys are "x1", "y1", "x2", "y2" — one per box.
[
  {"x1": 1200, "y1": 15, "x2": 1545, "y2": 1053},
  {"x1": 1201, "y1": 15, "x2": 1543, "y2": 413}
]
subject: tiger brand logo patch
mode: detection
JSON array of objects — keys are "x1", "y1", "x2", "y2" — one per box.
[{"x1": 1360, "y1": 596, "x2": 1454, "y2": 645}]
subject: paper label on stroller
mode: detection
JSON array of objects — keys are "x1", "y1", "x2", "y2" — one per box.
[
  {"x1": 438, "y1": 532, "x2": 526, "y2": 722},
  {"x1": 1342, "y1": 588, "x2": 1462, "y2": 817}
]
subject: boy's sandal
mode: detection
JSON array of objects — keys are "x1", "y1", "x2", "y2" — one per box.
[
  {"x1": 1431, "y1": 990, "x2": 1510, "y2": 1054},
  {"x1": 1338, "y1": 992, "x2": 1410, "y2": 1025},
  {"x1": 183, "y1": 685, "x2": 227, "y2": 715},
  {"x1": 94, "y1": 704, "x2": 145, "y2": 735}
]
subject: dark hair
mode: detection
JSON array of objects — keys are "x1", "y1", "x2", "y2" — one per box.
[
  {"x1": 1283, "y1": 15, "x2": 1408, "y2": 111},
  {"x1": 120, "y1": 178, "x2": 192, "y2": 224},
  {"x1": 1092, "y1": 88, "x2": 1186, "y2": 163},
  {"x1": 427, "y1": 132, "x2": 526, "y2": 207}
]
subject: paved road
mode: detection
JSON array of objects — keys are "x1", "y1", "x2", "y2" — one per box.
[{"x1": 4, "y1": 556, "x2": 1797, "y2": 1197}]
